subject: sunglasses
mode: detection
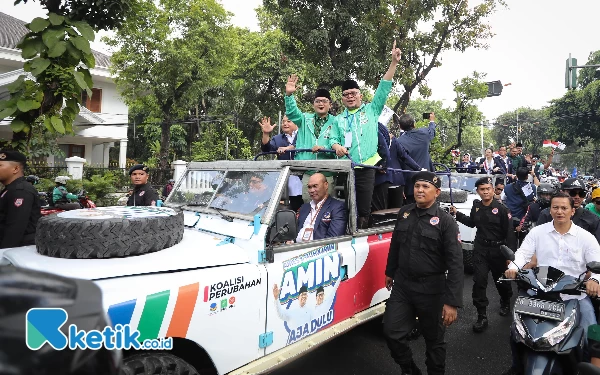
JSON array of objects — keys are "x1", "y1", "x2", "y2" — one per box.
[{"x1": 568, "y1": 190, "x2": 586, "y2": 198}]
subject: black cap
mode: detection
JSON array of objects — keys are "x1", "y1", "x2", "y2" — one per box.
[
  {"x1": 316, "y1": 286, "x2": 324, "y2": 294},
  {"x1": 341, "y1": 79, "x2": 360, "y2": 92},
  {"x1": 298, "y1": 285, "x2": 308, "y2": 294},
  {"x1": 412, "y1": 171, "x2": 441, "y2": 188},
  {"x1": 516, "y1": 142, "x2": 523, "y2": 147},
  {"x1": 314, "y1": 88, "x2": 331, "y2": 101},
  {"x1": 129, "y1": 164, "x2": 149, "y2": 175},
  {"x1": 561, "y1": 178, "x2": 586, "y2": 190},
  {"x1": 0, "y1": 150, "x2": 26, "y2": 164},
  {"x1": 475, "y1": 177, "x2": 493, "y2": 188}
]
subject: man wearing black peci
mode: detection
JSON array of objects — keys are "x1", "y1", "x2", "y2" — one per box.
[{"x1": 383, "y1": 171, "x2": 463, "y2": 375}]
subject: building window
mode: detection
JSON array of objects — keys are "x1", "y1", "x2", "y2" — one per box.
[
  {"x1": 69, "y1": 145, "x2": 85, "y2": 158},
  {"x1": 82, "y1": 88, "x2": 102, "y2": 113}
]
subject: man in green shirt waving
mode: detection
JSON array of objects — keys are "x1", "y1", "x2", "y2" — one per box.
[
  {"x1": 330, "y1": 40, "x2": 402, "y2": 229},
  {"x1": 284, "y1": 76, "x2": 338, "y2": 200}
]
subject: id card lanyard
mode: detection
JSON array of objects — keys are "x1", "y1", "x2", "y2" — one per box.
[{"x1": 301, "y1": 197, "x2": 326, "y2": 241}]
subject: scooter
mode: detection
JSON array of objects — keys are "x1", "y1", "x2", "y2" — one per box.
[
  {"x1": 41, "y1": 190, "x2": 96, "y2": 216},
  {"x1": 499, "y1": 245, "x2": 600, "y2": 375}
]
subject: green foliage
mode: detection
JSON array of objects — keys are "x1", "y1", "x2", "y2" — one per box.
[
  {"x1": 491, "y1": 108, "x2": 552, "y2": 155},
  {"x1": 192, "y1": 122, "x2": 252, "y2": 161},
  {"x1": 0, "y1": 11, "x2": 97, "y2": 151},
  {"x1": 578, "y1": 51, "x2": 600, "y2": 89},
  {"x1": 14, "y1": 0, "x2": 137, "y2": 31},
  {"x1": 106, "y1": 0, "x2": 237, "y2": 170},
  {"x1": 548, "y1": 80, "x2": 600, "y2": 146},
  {"x1": 82, "y1": 174, "x2": 117, "y2": 204},
  {"x1": 262, "y1": 0, "x2": 505, "y2": 112}
]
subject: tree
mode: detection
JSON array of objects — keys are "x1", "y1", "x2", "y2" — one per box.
[
  {"x1": 548, "y1": 80, "x2": 600, "y2": 147},
  {"x1": 105, "y1": 0, "x2": 236, "y2": 171},
  {"x1": 442, "y1": 72, "x2": 488, "y2": 156},
  {"x1": 262, "y1": 0, "x2": 504, "y2": 113},
  {"x1": 491, "y1": 107, "x2": 552, "y2": 156},
  {"x1": 191, "y1": 122, "x2": 252, "y2": 161},
  {"x1": 578, "y1": 50, "x2": 600, "y2": 89},
  {"x1": 0, "y1": 0, "x2": 135, "y2": 154}
]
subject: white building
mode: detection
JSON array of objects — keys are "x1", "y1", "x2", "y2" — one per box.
[{"x1": 0, "y1": 12, "x2": 128, "y2": 167}]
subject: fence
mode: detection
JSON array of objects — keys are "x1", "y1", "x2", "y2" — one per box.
[{"x1": 25, "y1": 165, "x2": 68, "y2": 180}]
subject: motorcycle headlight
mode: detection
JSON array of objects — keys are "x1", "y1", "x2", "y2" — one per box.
[{"x1": 539, "y1": 308, "x2": 577, "y2": 347}]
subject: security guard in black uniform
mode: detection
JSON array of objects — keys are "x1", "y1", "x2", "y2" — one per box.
[
  {"x1": 383, "y1": 171, "x2": 464, "y2": 375},
  {"x1": 537, "y1": 177, "x2": 600, "y2": 243},
  {"x1": 127, "y1": 164, "x2": 160, "y2": 206},
  {"x1": 0, "y1": 150, "x2": 41, "y2": 248},
  {"x1": 449, "y1": 176, "x2": 516, "y2": 333}
]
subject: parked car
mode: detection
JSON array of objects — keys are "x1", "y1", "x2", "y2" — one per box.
[{"x1": 436, "y1": 173, "x2": 506, "y2": 273}]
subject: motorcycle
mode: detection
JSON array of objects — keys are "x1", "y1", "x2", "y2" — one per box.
[
  {"x1": 41, "y1": 189, "x2": 96, "y2": 216},
  {"x1": 499, "y1": 245, "x2": 600, "y2": 375}
]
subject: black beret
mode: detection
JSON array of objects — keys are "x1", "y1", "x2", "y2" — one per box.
[
  {"x1": 314, "y1": 88, "x2": 331, "y2": 101},
  {"x1": 412, "y1": 171, "x2": 441, "y2": 188},
  {"x1": 128, "y1": 164, "x2": 149, "y2": 175},
  {"x1": 0, "y1": 150, "x2": 26, "y2": 163},
  {"x1": 341, "y1": 79, "x2": 360, "y2": 92},
  {"x1": 475, "y1": 177, "x2": 493, "y2": 188},
  {"x1": 298, "y1": 285, "x2": 308, "y2": 294}
]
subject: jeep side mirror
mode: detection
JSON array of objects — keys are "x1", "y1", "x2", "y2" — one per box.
[
  {"x1": 586, "y1": 261, "x2": 600, "y2": 274},
  {"x1": 269, "y1": 210, "x2": 298, "y2": 244}
]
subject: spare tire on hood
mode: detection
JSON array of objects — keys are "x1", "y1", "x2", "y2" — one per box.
[
  {"x1": 35, "y1": 206, "x2": 184, "y2": 259},
  {"x1": 437, "y1": 189, "x2": 469, "y2": 204}
]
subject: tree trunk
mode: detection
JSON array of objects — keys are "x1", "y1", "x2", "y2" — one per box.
[
  {"x1": 159, "y1": 120, "x2": 171, "y2": 181},
  {"x1": 443, "y1": 114, "x2": 466, "y2": 157}
]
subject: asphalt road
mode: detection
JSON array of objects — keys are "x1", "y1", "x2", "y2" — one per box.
[{"x1": 270, "y1": 272, "x2": 515, "y2": 375}]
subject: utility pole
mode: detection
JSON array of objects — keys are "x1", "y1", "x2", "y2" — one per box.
[
  {"x1": 225, "y1": 137, "x2": 229, "y2": 160},
  {"x1": 516, "y1": 109, "x2": 519, "y2": 144}
]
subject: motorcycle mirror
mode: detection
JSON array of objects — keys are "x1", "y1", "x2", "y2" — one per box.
[
  {"x1": 586, "y1": 261, "x2": 600, "y2": 274},
  {"x1": 500, "y1": 245, "x2": 515, "y2": 261}
]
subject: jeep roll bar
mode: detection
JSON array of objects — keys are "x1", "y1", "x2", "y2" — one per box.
[{"x1": 254, "y1": 149, "x2": 454, "y2": 205}]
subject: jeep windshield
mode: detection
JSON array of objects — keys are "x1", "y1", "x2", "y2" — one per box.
[
  {"x1": 439, "y1": 173, "x2": 505, "y2": 193},
  {"x1": 168, "y1": 169, "x2": 281, "y2": 217}
]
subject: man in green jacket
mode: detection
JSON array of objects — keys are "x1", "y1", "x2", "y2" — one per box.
[
  {"x1": 284, "y1": 77, "x2": 337, "y2": 200},
  {"x1": 330, "y1": 40, "x2": 402, "y2": 229}
]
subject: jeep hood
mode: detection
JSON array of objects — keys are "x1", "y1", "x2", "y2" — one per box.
[{"x1": 1, "y1": 229, "x2": 249, "y2": 280}]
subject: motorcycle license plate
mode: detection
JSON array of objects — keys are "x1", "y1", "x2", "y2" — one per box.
[{"x1": 514, "y1": 297, "x2": 565, "y2": 321}]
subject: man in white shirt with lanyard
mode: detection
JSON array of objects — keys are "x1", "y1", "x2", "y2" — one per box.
[
  {"x1": 295, "y1": 173, "x2": 347, "y2": 242},
  {"x1": 503, "y1": 192, "x2": 600, "y2": 375}
]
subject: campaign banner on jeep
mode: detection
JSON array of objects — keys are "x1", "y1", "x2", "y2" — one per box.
[{"x1": 273, "y1": 244, "x2": 343, "y2": 345}]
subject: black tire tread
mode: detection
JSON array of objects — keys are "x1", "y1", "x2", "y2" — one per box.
[
  {"x1": 35, "y1": 209, "x2": 184, "y2": 259},
  {"x1": 120, "y1": 353, "x2": 199, "y2": 375}
]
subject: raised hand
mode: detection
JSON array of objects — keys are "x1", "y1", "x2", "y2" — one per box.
[
  {"x1": 286, "y1": 74, "x2": 299, "y2": 96},
  {"x1": 391, "y1": 40, "x2": 402, "y2": 64},
  {"x1": 259, "y1": 117, "x2": 275, "y2": 134}
]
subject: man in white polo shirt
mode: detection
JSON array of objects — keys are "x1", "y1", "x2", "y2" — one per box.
[{"x1": 502, "y1": 192, "x2": 600, "y2": 375}]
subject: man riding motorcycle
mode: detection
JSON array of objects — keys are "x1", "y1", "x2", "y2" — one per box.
[
  {"x1": 502, "y1": 192, "x2": 600, "y2": 375},
  {"x1": 53, "y1": 176, "x2": 81, "y2": 211}
]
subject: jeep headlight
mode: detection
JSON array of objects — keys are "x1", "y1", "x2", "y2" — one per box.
[{"x1": 539, "y1": 308, "x2": 577, "y2": 347}]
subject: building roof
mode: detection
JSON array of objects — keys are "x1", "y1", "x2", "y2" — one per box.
[{"x1": 0, "y1": 11, "x2": 111, "y2": 68}]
